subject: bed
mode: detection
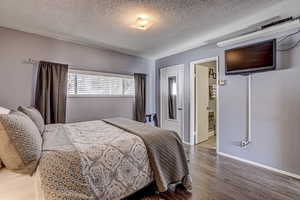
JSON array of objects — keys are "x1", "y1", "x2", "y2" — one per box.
[
  {"x1": 33, "y1": 119, "x2": 191, "y2": 200},
  {"x1": 0, "y1": 106, "x2": 191, "y2": 200}
]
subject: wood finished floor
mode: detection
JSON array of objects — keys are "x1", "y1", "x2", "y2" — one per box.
[
  {"x1": 128, "y1": 146, "x2": 300, "y2": 200},
  {"x1": 1, "y1": 145, "x2": 300, "y2": 200}
]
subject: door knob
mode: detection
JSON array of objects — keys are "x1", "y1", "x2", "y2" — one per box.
[{"x1": 178, "y1": 108, "x2": 183, "y2": 110}]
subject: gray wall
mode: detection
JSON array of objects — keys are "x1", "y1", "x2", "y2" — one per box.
[
  {"x1": 0, "y1": 27, "x2": 156, "y2": 122},
  {"x1": 156, "y1": 33, "x2": 300, "y2": 175}
]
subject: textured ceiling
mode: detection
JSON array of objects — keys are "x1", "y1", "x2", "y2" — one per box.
[{"x1": 0, "y1": 0, "x2": 294, "y2": 58}]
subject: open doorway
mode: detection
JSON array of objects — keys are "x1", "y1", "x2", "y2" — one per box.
[{"x1": 190, "y1": 57, "x2": 219, "y2": 151}]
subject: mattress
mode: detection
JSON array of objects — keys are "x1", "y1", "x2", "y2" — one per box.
[{"x1": 36, "y1": 121, "x2": 153, "y2": 200}]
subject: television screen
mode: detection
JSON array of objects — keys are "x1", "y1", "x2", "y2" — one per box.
[{"x1": 225, "y1": 39, "x2": 276, "y2": 75}]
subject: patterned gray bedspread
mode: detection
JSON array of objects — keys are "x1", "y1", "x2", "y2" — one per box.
[
  {"x1": 39, "y1": 120, "x2": 153, "y2": 200},
  {"x1": 103, "y1": 118, "x2": 192, "y2": 192}
]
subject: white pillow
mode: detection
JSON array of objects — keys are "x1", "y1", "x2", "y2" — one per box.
[{"x1": 0, "y1": 107, "x2": 10, "y2": 114}]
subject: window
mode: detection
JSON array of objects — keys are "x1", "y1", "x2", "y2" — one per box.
[{"x1": 68, "y1": 70, "x2": 135, "y2": 97}]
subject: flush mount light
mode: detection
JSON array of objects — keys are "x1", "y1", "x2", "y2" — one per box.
[{"x1": 132, "y1": 15, "x2": 153, "y2": 30}]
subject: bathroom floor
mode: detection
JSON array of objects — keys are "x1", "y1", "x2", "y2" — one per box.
[{"x1": 198, "y1": 135, "x2": 216, "y2": 150}]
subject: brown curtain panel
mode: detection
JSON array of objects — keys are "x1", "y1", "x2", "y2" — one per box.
[
  {"x1": 35, "y1": 61, "x2": 68, "y2": 124},
  {"x1": 134, "y1": 73, "x2": 146, "y2": 122}
]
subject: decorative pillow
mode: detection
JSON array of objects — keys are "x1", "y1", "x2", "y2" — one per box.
[
  {"x1": 18, "y1": 106, "x2": 45, "y2": 134},
  {"x1": 0, "y1": 111, "x2": 42, "y2": 175}
]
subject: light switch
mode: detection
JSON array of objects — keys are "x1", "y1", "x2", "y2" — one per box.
[{"x1": 218, "y1": 80, "x2": 227, "y2": 86}]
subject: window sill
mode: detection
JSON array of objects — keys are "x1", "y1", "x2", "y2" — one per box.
[{"x1": 67, "y1": 94, "x2": 135, "y2": 98}]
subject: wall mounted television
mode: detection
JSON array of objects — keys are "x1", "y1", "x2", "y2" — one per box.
[{"x1": 225, "y1": 39, "x2": 276, "y2": 75}]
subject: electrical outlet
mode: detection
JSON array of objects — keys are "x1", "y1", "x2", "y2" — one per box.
[{"x1": 240, "y1": 139, "x2": 251, "y2": 148}]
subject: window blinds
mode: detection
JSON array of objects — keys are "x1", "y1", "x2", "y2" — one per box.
[{"x1": 68, "y1": 70, "x2": 135, "y2": 96}]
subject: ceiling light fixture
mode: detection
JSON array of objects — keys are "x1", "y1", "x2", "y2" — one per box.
[{"x1": 132, "y1": 15, "x2": 153, "y2": 30}]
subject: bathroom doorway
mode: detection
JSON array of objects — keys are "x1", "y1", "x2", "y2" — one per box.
[{"x1": 190, "y1": 57, "x2": 219, "y2": 151}]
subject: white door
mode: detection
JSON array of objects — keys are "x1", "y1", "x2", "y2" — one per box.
[
  {"x1": 160, "y1": 65, "x2": 184, "y2": 139},
  {"x1": 195, "y1": 66, "x2": 209, "y2": 144}
]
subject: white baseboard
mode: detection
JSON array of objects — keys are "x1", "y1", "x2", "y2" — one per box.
[
  {"x1": 183, "y1": 141, "x2": 193, "y2": 145},
  {"x1": 218, "y1": 152, "x2": 300, "y2": 180}
]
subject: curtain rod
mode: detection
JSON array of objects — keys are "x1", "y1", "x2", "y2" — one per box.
[
  {"x1": 23, "y1": 58, "x2": 103, "y2": 69},
  {"x1": 23, "y1": 58, "x2": 137, "y2": 76}
]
